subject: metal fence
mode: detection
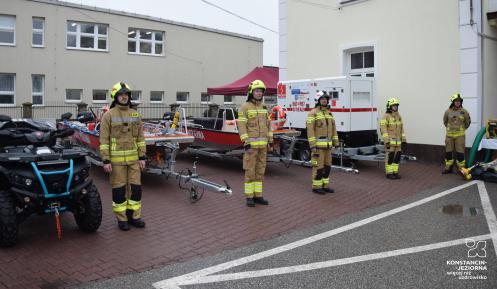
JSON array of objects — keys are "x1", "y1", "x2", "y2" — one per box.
[
  {"x1": 32, "y1": 105, "x2": 78, "y2": 120},
  {"x1": 1, "y1": 103, "x2": 240, "y2": 121},
  {"x1": 0, "y1": 106, "x2": 23, "y2": 119}
]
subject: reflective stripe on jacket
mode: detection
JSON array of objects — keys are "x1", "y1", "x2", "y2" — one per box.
[
  {"x1": 237, "y1": 101, "x2": 273, "y2": 148},
  {"x1": 99, "y1": 106, "x2": 146, "y2": 164},
  {"x1": 380, "y1": 112, "x2": 406, "y2": 146},
  {"x1": 443, "y1": 107, "x2": 471, "y2": 138},
  {"x1": 306, "y1": 107, "x2": 338, "y2": 148}
]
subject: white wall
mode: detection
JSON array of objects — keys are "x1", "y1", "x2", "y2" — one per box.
[
  {"x1": 483, "y1": 0, "x2": 497, "y2": 124},
  {"x1": 281, "y1": 0, "x2": 462, "y2": 146}
]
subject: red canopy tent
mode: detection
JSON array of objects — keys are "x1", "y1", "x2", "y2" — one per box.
[{"x1": 207, "y1": 66, "x2": 278, "y2": 96}]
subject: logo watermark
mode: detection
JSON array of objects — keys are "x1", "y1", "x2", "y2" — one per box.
[{"x1": 445, "y1": 239, "x2": 488, "y2": 280}]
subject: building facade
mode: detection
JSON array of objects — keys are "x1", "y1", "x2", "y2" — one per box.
[
  {"x1": 0, "y1": 0, "x2": 263, "y2": 115},
  {"x1": 279, "y1": 0, "x2": 497, "y2": 157}
]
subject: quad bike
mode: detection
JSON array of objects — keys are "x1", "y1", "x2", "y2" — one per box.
[{"x1": 0, "y1": 114, "x2": 102, "y2": 247}]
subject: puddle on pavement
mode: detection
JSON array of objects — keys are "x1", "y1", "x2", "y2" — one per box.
[{"x1": 441, "y1": 204, "x2": 481, "y2": 217}]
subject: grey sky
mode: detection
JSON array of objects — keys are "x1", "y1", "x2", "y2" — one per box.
[{"x1": 64, "y1": 0, "x2": 279, "y2": 66}]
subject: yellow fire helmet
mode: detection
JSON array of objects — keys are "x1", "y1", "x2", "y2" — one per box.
[
  {"x1": 248, "y1": 79, "x2": 266, "y2": 95},
  {"x1": 110, "y1": 82, "x2": 132, "y2": 101},
  {"x1": 386, "y1": 98, "x2": 400, "y2": 109},
  {"x1": 450, "y1": 93, "x2": 463, "y2": 103}
]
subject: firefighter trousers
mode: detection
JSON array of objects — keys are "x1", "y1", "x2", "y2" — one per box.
[
  {"x1": 385, "y1": 145, "x2": 401, "y2": 175},
  {"x1": 311, "y1": 148, "x2": 332, "y2": 189},
  {"x1": 110, "y1": 162, "x2": 142, "y2": 222},
  {"x1": 445, "y1": 135, "x2": 466, "y2": 169},
  {"x1": 243, "y1": 147, "x2": 267, "y2": 198}
]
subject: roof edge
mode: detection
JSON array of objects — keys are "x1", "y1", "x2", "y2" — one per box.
[{"x1": 29, "y1": 0, "x2": 264, "y2": 42}]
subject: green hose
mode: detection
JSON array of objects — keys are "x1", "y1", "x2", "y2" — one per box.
[
  {"x1": 467, "y1": 127, "x2": 487, "y2": 167},
  {"x1": 484, "y1": 146, "x2": 493, "y2": 162}
]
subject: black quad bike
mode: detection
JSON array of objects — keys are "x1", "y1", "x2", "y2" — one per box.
[{"x1": 0, "y1": 114, "x2": 102, "y2": 247}]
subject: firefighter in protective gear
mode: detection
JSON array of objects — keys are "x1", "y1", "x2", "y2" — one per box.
[
  {"x1": 100, "y1": 82, "x2": 147, "y2": 231},
  {"x1": 380, "y1": 98, "x2": 406, "y2": 180},
  {"x1": 307, "y1": 91, "x2": 339, "y2": 194},
  {"x1": 442, "y1": 93, "x2": 471, "y2": 174},
  {"x1": 237, "y1": 79, "x2": 273, "y2": 207}
]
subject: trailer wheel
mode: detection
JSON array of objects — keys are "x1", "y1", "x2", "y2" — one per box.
[{"x1": 299, "y1": 143, "x2": 311, "y2": 162}]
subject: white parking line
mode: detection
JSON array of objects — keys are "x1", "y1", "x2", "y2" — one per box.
[
  {"x1": 477, "y1": 182, "x2": 497, "y2": 257},
  {"x1": 153, "y1": 180, "x2": 487, "y2": 289},
  {"x1": 162, "y1": 234, "x2": 492, "y2": 286}
]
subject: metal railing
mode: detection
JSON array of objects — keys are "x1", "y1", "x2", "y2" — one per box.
[
  {"x1": 1, "y1": 102, "x2": 241, "y2": 121},
  {"x1": 32, "y1": 105, "x2": 78, "y2": 120},
  {"x1": 0, "y1": 106, "x2": 23, "y2": 119}
]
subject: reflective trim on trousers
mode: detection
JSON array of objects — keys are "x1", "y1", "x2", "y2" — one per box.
[
  {"x1": 253, "y1": 181, "x2": 263, "y2": 193},
  {"x1": 244, "y1": 182, "x2": 254, "y2": 197},
  {"x1": 127, "y1": 199, "x2": 141, "y2": 211},
  {"x1": 112, "y1": 201, "x2": 127, "y2": 213},
  {"x1": 312, "y1": 179, "x2": 323, "y2": 188},
  {"x1": 391, "y1": 163, "x2": 399, "y2": 173},
  {"x1": 385, "y1": 164, "x2": 394, "y2": 174}
]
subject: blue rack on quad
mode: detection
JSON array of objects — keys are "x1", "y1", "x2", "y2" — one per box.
[{"x1": 0, "y1": 114, "x2": 102, "y2": 247}]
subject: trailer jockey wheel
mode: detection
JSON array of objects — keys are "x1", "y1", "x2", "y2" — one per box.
[
  {"x1": 299, "y1": 142, "x2": 311, "y2": 162},
  {"x1": 189, "y1": 186, "x2": 204, "y2": 203}
]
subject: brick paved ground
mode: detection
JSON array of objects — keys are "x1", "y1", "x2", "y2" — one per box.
[{"x1": 0, "y1": 155, "x2": 464, "y2": 289}]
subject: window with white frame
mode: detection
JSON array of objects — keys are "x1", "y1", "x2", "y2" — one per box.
[
  {"x1": 92, "y1": 89, "x2": 107, "y2": 103},
  {"x1": 0, "y1": 15, "x2": 15, "y2": 45},
  {"x1": 0, "y1": 74, "x2": 15, "y2": 105},
  {"x1": 201, "y1": 92, "x2": 211, "y2": 103},
  {"x1": 65, "y1": 89, "x2": 82, "y2": 102},
  {"x1": 150, "y1": 91, "x2": 164, "y2": 103},
  {"x1": 32, "y1": 17, "x2": 44, "y2": 47},
  {"x1": 32, "y1": 75, "x2": 44, "y2": 105},
  {"x1": 67, "y1": 21, "x2": 108, "y2": 51},
  {"x1": 128, "y1": 28, "x2": 164, "y2": 55},
  {"x1": 176, "y1": 91, "x2": 189, "y2": 103},
  {"x1": 347, "y1": 48, "x2": 374, "y2": 77},
  {"x1": 224, "y1": 95, "x2": 233, "y2": 104},
  {"x1": 131, "y1": 90, "x2": 141, "y2": 103}
]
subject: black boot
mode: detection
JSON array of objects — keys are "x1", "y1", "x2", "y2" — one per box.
[
  {"x1": 128, "y1": 218, "x2": 146, "y2": 228},
  {"x1": 313, "y1": 188, "x2": 326, "y2": 195},
  {"x1": 394, "y1": 173, "x2": 401, "y2": 179},
  {"x1": 246, "y1": 198, "x2": 255, "y2": 207},
  {"x1": 254, "y1": 197, "x2": 269, "y2": 205},
  {"x1": 442, "y1": 168, "x2": 452, "y2": 174},
  {"x1": 323, "y1": 187, "x2": 335, "y2": 193},
  {"x1": 386, "y1": 174, "x2": 396, "y2": 180},
  {"x1": 118, "y1": 221, "x2": 130, "y2": 231}
]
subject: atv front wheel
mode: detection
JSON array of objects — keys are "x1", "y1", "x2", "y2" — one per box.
[
  {"x1": 0, "y1": 190, "x2": 18, "y2": 247},
  {"x1": 74, "y1": 184, "x2": 102, "y2": 232}
]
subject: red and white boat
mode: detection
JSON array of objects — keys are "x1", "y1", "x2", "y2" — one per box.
[
  {"x1": 58, "y1": 107, "x2": 232, "y2": 201},
  {"x1": 185, "y1": 107, "x2": 301, "y2": 163}
]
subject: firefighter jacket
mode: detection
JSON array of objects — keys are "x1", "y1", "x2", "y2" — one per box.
[
  {"x1": 443, "y1": 107, "x2": 471, "y2": 138},
  {"x1": 380, "y1": 111, "x2": 406, "y2": 146},
  {"x1": 306, "y1": 107, "x2": 339, "y2": 149},
  {"x1": 99, "y1": 105, "x2": 146, "y2": 165},
  {"x1": 237, "y1": 100, "x2": 273, "y2": 148}
]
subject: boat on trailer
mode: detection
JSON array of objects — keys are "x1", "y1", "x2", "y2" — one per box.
[
  {"x1": 185, "y1": 106, "x2": 304, "y2": 166},
  {"x1": 57, "y1": 107, "x2": 232, "y2": 203}
]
